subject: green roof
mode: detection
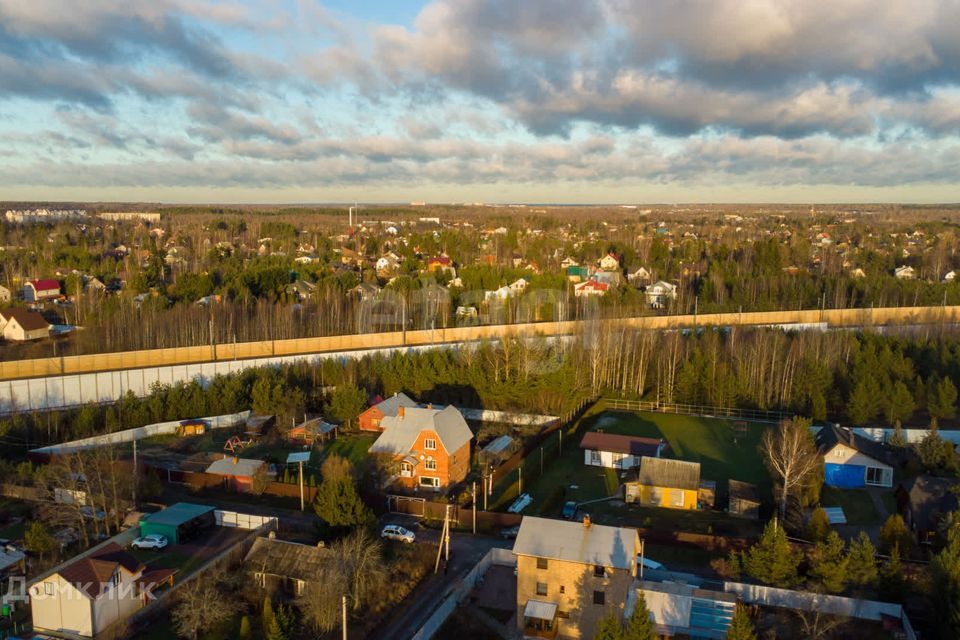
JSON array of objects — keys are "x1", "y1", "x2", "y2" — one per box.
[{"x1": 140, "y1": 502, "x2": 215, "y2": 527}]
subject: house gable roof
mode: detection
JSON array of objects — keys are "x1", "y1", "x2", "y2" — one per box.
[
  {"x1": 244, "y1": 537, "x2": 334, "y2": 583},
  {"x1": 0, "y1": 308, "x2": 50, "y2": 331},
  {"x1": 28, "y1": 279, "x2": 59, "y2": 291},
  {"x1": 205, "y1": 457, "x2": 265, "y2": 478},
  {"x1": 579, "y1": 432, "x2": 666, "y2": 458},
  {"x1": 369, "y1": 405, "x2": 473, "y2": 455},
  {"x1": 900, "y1": 474, "x2": 960, "y2": 532},
  {"x1": 57, "y1": 542, "x2": 144, "y2": 599},
  {"x1": 637, "y1": 457, "x2": 701, "y2": 491},
  {"x1": 513, "y1": 516, "x2": 638, "y2": 570},
  {"x1": 371, "y1": 392, "x2": 417, "y2": 417},
  {"x1": 815, "y1": 424, "x2": 889, "y2": 465}
]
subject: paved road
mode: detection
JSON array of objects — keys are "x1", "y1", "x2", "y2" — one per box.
[{"x1": 372, "y1": 530, "x2": 512, "y2": 640}]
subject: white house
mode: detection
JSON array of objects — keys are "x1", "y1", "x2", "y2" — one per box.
[
  {"x1": 645, "y1": 281, "x2": 677, "y2": 308},
  {"x1": 30, "y1": 542, "x2": 147, "y2": 638},
  {"x1": 574, "y1": 280, "x2": 609, "y2": 297},
  {"x1": 485, "y1": 286, "x2": 513, "y2": 301},
  {"x1": 816, "y1": 425, "x2": 893, "y2": 489},
  {"x1": 0, "y1": 285, "x2": 10, "y2": 303},
  {"x1": 509, "y1": 278, "x2": 529, "y2": 294},
  {"x1": 599, "y1": 252, "x2": 620, "y2": 272},
  {"x1": 22, "y1": 279, "x2": 60, "y2": 302},
  {"x1": 579, "y1": 432, "x2": 666, "y2": 469},
  {"x1": 894, "y1": 265, "x2": 916, "y2": 280},
  {"x1": 0, "y1": 308, "x2": 50, "y2": 341},
  {"x1": 627, "y1": 267, "x2": 651, "y2": 285},
  {"x1": 944, "y1": 270, "x2": 956, "y2": 283}
]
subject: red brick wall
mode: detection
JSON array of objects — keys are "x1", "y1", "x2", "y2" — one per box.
[{"x1": 358, "y1": 407, "x2": 384, "y2": 432}]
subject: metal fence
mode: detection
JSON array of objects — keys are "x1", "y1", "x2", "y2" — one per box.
[{"x1": 603, "y1": 398, "x2": 790, "y2": 423}]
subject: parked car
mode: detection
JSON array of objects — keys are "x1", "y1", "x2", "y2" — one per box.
[
  {"x1": 500, "y1": 525, "x2": 521, "y2": 539},
  {"x1": 130, "y1": 534, "x2": 168, "y2": 550},
  {"x1": 561, "y1": 501, "x2": 578, "y2": 519},
  {"x1": 381, "y1": 525, "x2": 415, "y2": 544}
]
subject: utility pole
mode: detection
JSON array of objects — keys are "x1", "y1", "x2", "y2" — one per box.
[
  {"x1": 472, "y1": 481, "x2": 477, "y2": 535},
  {"x1": 342, "y1": 595, "x2": 348, "y2": 640},
  {"x1": 540, "y1": 447, "x2": 544, "y2": 475},
  {"x1": 132, "y1": 439, "x2": 137, "y2": 504},
  {"x1": 559, "y1": 429, "x2": 562, "y2": 455},
  {"x1": 299, "y1": 460, "x2": 305, "y2": 512},
  {"x1": 483, "y1": 472, "x2": 489, "y2": 511},
  {"x1": 435, "y1": 504, "x2": 451, "y2": 573},
  {"x1": 518, "y1": 466, "x2": 522, "y2": 495}
]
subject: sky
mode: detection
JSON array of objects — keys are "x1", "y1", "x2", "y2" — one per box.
[{"x1": 0, "y1": 0, "x2": 959, "y2": 204}]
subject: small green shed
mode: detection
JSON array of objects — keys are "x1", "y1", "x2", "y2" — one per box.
[{"x1": 139, "y1": 502, "x2": 216, "y2": 544}]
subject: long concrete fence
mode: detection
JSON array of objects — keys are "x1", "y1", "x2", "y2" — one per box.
[
  {"x1": 3, "y1": 305, "x2": 958, "y2": 382},
  {"x1": 1, "y1": 305, "x2": 958, "y2": 414}
]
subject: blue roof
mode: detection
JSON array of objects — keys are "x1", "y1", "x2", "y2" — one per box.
[{"x1": 140, "y1": 502, "x2": 214, "y2": 527}]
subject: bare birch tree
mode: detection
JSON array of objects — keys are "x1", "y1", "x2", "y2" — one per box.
[{"x1": 761, "y1": 417, "x2": 821, "y2": 519}]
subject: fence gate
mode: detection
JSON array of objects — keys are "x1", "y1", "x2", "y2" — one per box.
[{"x1": 387, "y1": 494, "x2": 426, "y2": 517}]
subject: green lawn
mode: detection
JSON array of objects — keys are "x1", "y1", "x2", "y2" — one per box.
[
  {"x1": 595, "y1": 409, "x2": 772, "y2": 490},
  {"x1": 820, "y1": 487, "x2": 882, "y2": 526},
  {"x1": 317, "y1": 433, "x2": 377, "y2": 467},
  {"x1": 497, "y1": 406, "x2": 775, "y2": 527}
]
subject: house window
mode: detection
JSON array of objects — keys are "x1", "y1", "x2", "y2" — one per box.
[
  {"x1": 419, "y1": 476, "x2": 439, "y2": 488},
  {"x1": 44, "y1": 582, "x2": 53, "y2": 596},
  {"x1": 372, "y1": 418, "x2": 380, "y2": 427},
  {"x1": 593, "y1": 590, "x2": 605, "y2": 605},
  {"x1": 559, "y1": 585, "x2": 565, "y2": 594},
  {"x1": 590, "y1": 450, "x2": 601, "y2": 464},
  {"x1": 866, "y1": 467, "x2": 885, "y2": 485},
  {"x1": 834, "y1": 449, "x2": 844, "y2": 457},
  {"x1": 537, "y1": 557, "x2": 549, "y2": 570},
  {"x1": 425, "y1": 439, "x2": 437, "y2": 450},
  {"x1": 594, "y1": 565, "x2": 605, "y2": 577},
  {"x1": 295, "y1": 580, "x2": 305, "y2": 596},
  {"x1": 536, "y1": 582, "x2": 548, "y2": 596},
  {"x1": 649, "y1": 487, "x2": 662, "y2": 505},
  {"x1": 671, "y1": 489, "x2": 685, "y2": 507},
  {"x1": 424, "y1": 459, "x2": 437, "y2": 471},
  {"x1": 558, "y1": 610, "x2": 570, "y2": 619}
]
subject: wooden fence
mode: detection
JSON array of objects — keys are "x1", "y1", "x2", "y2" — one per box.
[
  {"x1": 603, "y1": 398, "x2": 790, "y2": 422},
  {"x1": 3, "y1": 304, "x2": 958, "y2": 381}
]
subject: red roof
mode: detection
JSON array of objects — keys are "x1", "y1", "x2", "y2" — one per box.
[
  {"x1": 577, "y1": 280, "x2": 609, "y2": 291},
  {"x1": 428, "y1": 256, "x2": 451, "y2": 265},
  {"x1": 579, "y1": 432, "x2": 667, "y2": 457},
  {"x1": 57, "y1": 542, "x2": 144, "y2": 599},
  {"x1": 28, "y1": 279, "x2": 60, "y2": 292}
]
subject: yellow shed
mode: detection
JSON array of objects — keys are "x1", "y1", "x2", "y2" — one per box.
[{"x1": 625, "y1": 457, "x2": 701, "y2": 510}]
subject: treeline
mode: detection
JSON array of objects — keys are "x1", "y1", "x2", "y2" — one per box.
[{"x1": 5, "y1": 327, "x2": 960, "y2": 458}]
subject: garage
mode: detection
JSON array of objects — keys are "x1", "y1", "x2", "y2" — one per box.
[{"x1": 139, "y1": 502, "x2": 216, "y2": 544}]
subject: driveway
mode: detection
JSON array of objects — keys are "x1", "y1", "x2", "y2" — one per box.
[{"x1": 372, "y1": 532, "x2": 512, "y2": 640}]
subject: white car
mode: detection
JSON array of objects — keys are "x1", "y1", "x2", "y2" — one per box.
[
  {"x1": 381, "y1": 525, "x2": 415, "y2": 544},
  {"x1": 131, "y1": 534, "x2": 168, "y2": 550}
]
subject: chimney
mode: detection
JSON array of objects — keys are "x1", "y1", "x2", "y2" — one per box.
[
  {"x1": 398, "y1": 406, "x2": 405, "y2": 419},
  {"x1": 233, "y1": 456, "x2": 238, "y2": 464},
  {"x1": 583, "y1": 515, "x2": 591, "y2": 528},
  {"x1": 427, "y1": 403, "x2": 433, "y2": 410}
]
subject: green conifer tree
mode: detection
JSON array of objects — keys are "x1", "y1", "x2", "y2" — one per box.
[
  {"x1": 806, "y1": 507, "x2": 831, "y2": 543},
  {"x1": 742, "y1": 519, "x2": 801, "y2": 588},
  {"x1": 809, "y1": 531, "x2": 848, "y2": 593},
  {"x1": 930, "y1": 521, "x2": 960, "y2": 638},
  {"x1": 238, "y1": 615, "x2": 251, "y2": 640},
  {"x1": 593, "y1": 612, "x2": 624, "y2": 640},
  {"x1": 846, "y1": 531, "x2": 878, "y2": 588},
  {"x1": 725, "y1": 604, "x2": 757, "y2": 640},
  {"x1": 623, "y1": 590, "x2": 656, "y2": 640}
]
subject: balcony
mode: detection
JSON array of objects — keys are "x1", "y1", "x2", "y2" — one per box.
[{"x1": 522, "y1": 599, "x2": 559, "y2": 639}]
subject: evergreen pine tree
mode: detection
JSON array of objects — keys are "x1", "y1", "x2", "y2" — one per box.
[
  {"x1": 725, "y1": 604, "x2": 757, "y2": 640},
  {"x1": 623, "y1": 590, "x2": 656, "y2": 640},
  {"x1": 266, "y1": 603, "x2": 295, "y2": 640},
  {"x1": 314, "y1": 475, "x2": 374, "y2": 528},
  {"x1": 846, "y1": 531, "x2": 878, "y2": 588},
  {"x1": 879, "y1": 514, "x2": 912, "y2": 554},
  {"x1": 742, "y1": 519, "x2": 801, "y2": 587},
  {"x1": 806, "y1": 507, "x2": 831, "y2": 543},
  {"x1": 809, "y1": 531, "x2": 848, "y2": 593},
  {"x1": 879, "y1": 544, "x2": 906, "y2": 603},
  {"x1": 238, "y1": 615, "x2": 251, "y2": 640},
  {"x1": 593, "y1": 612, "x2": 624, "y2": 640},
  {"x1": 930, "y1": 521, "x2": 960, "y2": 638}
]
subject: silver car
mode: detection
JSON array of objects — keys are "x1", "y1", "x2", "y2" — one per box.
[
  {"x1": 131, "y1": 534, "x2": 168, "y2": 550},
  {"x1": 381, "y1": 524, "x2": 415, "y2": 544}
]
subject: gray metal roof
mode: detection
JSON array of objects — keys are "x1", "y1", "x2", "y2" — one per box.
[
  {"x1": 374, "y1": 392, "x2": 418, "y2": 417},
  {"x1": 369, "y1": 405, "x2": 473, "y2": 455},
  {"x1": 205, "y1": 457, "x2": 265, "y2": 478},
  {"x1": 512, "y1": 516, "x2": 639, "y2": 570},
  {"x1": 637, "y1": 457, "x2": 701, "y2": 491}
]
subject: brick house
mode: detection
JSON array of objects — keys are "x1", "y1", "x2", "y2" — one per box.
[
  {"x1": 368, "y1": 405, "x2": 473, "y2": 492},
  {"x1": 358, "y1": 392, "x2": 418, "y2": 432},
  {"x1": 514, "y1": 516, "x2": 641, "y2": 639}
]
